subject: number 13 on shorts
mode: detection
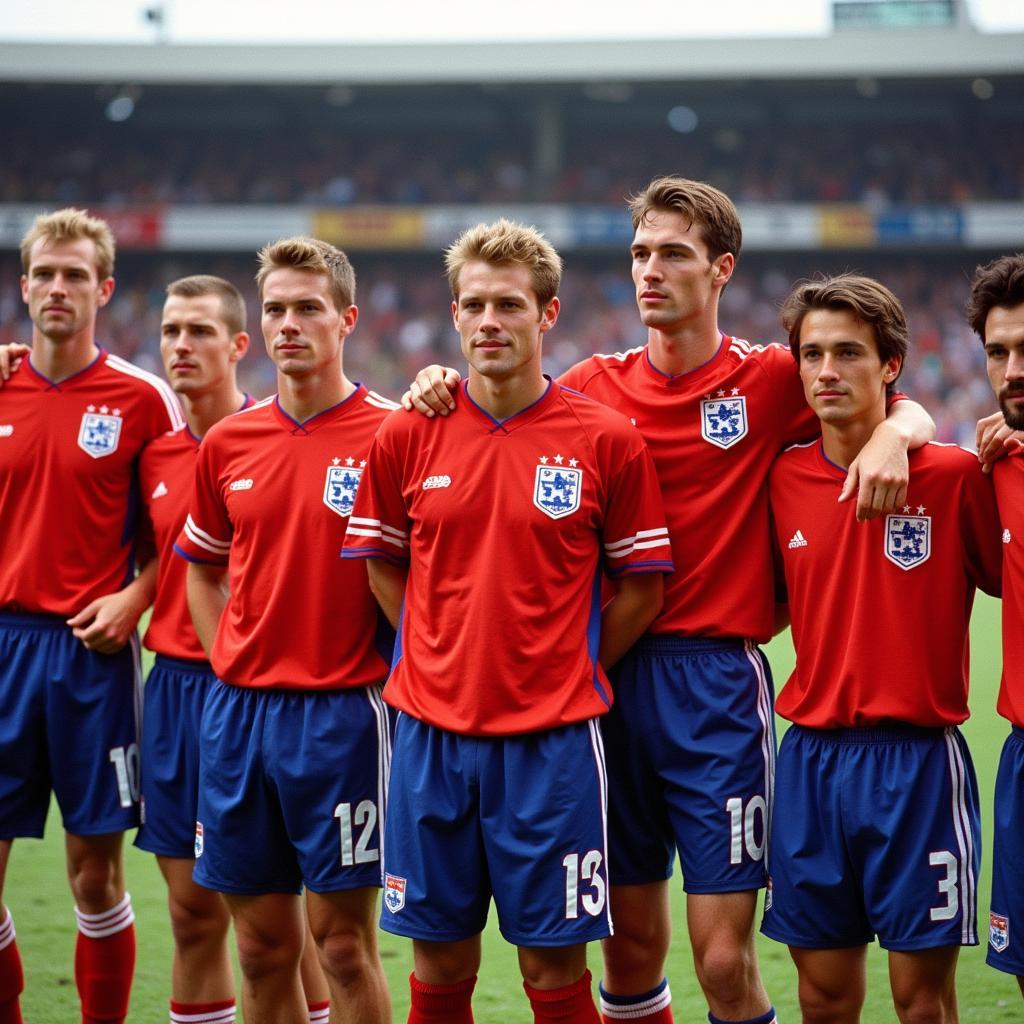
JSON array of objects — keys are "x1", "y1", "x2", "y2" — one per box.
[{"x1": 563, "y1": 849, "x2": 607, "y2": 919}]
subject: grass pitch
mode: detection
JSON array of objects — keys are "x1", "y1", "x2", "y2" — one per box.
[{"x1": 8, "y1": 595, "x2": 1019, "y2": 1021}]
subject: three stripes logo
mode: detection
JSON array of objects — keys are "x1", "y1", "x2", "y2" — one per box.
[{"x1": 788, "y1": 529, "x2": 808, "y2": 549}]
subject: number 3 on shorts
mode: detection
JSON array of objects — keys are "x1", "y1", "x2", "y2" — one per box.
[{"x1": 563, "y1": 850, "x2": 606, "y2": 919}]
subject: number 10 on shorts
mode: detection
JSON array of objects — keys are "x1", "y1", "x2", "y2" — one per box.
[{"x1": 726, "y1": 795, "x2": 767, "y2": 864}]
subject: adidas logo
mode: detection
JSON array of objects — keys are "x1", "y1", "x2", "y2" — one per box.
[
  {"x1": 151, "y1": 480, "x2": 168, "y2": 499},
  {"x1": 788, "y1": 530, "x2": 808, "y2": 549},
  {"x1": 229, "y1": 478, "x2": 254, "y2": 491},
  {"x1": 1005, "y1": 529, "x2": 1012, "y2": 545}
]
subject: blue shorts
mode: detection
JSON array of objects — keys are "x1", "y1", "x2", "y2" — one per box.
[
  {"x1": 193, "y1": 680, "x2": 391, "y2": 896},
  {"x1": 762, "y1": 724, "x2": 980, "y2": 951},
  {"x1": 987, "y1": 726, "x2": 1024, "y2": 976},
  {"x1": 136, "y1": 655, "x2": 216, "y2": 858},
  {"x1": 381, "y1": 714, "x2": 611, "y2": 947},
  {"x1": 0, "y1": 612, "x2": 141, "y2": 838},
  {"x1": 602, "y1": 636, "x2": 775, "y2": 892}
]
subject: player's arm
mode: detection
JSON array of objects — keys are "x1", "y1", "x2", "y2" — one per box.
[
  {"x1": 976, "y1": 410, "x2": 1023, "y2": 472},
  {"x1": 186, "y1": 561, "x2": 229, "y2": 656},
  {"x1": 401, "y1": 365, "x2": 462, "y2": 417},
  {"x1": 839, "y1": 398, "x2": 935, "y2": 522},
  {"x1": 66, "y1": 556, "x2": 158, "y2": 654},
  {"x1": 365, "y1": 560, "x2": 408, "y2": 630},
  {"x1": 599, "y1": 573, "x2": 663, "y2": 669},
  {"x1": 0, "y1": 343, "x2": 30, "y2": 383}
]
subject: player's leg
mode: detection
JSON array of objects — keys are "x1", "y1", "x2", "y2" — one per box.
[
  {"x1": 888, "y1": 947, "x2": 960, "y2": 1024},
  {"x1": 0, "y1": 840, "x2": 24, "y2": 1024},
  {"x1": 224, "y1": 892, "x2": 306, "y2": 1024},
  {"x1": 789, "y1": 946, "x2": 867, "y2": 1024},
  {"x1": 518, "y1": 943, "x2": 599, "y2": 1023},
  {"x1": 407, "y1": 936, "x2": 481, "y2": 1023},
  {"x1": 300, "y1": 909, "x2": 330, "y2": 1024},
  {"x1": 65, "y1": 830, "x2": 136, "y2": 1024},
  {"x1": 306, "y1": 887, "x2": 390, "y2": 1024},
  {"x1": 687, "y1": 890, "x2": 771, "y2": 1021},
  {"x1": 156, "y1": 856, "x2": 233, "y2": 1006}
]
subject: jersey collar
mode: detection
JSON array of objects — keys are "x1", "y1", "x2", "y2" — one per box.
[
  {"x1": 462, "y1": 376, "x2": 558, "y2": 434},
  {"x1": 271, "y1": 383, "x2": 367, "y2": 435}
]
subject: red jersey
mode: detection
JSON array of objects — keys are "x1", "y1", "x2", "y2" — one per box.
[
  {"x1": 174, "y1": 386, "x2": 396, "y2": 690},
  {"x1": 770, "y1": 441, "x2": 1002, "y2": 729},
  {"x1": 558, "y1": 338, "x2": 818, "y2": 643},
  {"x1": 993, "y1": 450, "x2": 1024, "y2": 727},
  {"x1": 342, "y1": 379, "x2": 672, "y2": 736},
  {"x1": 139, "y1": 397, "x2": 253, "y2": 661},
  {"x1": 0, "y1": 349, "x2": 184, "y2": 616}
]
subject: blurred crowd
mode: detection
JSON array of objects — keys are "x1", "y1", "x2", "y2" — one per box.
[
  {"x1": 3, "y1": 121, "x2": 1022, "y2": 207},
  {"x1": 0, "y1": 251, "x2": 995, "y2": 447}
]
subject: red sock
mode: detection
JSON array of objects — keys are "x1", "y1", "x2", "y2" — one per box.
[
  {"x1": 74, "y1": 894, "x2": 136, "y2": 1024},
  {"x1": 524, "y1": 969, "x2": 600, "y2": 1023},
  {"x1": 0, "y1": 911, "x2": 24, "y2": 1024},
  {"x1": 307, "y1": 998, "x2": 330, "y2": 1023},
  {"x1": 408, "y1": 971, "x2": 476, "y2": 1023},
  {"x1": 169, "y1": 998, "x2": 236, "y2": 1024}
]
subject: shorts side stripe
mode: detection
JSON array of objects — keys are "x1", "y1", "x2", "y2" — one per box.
[
  {"x1": 365, "y1": 683, "x2": 391, "y2": 885},
  {"x1": 745, "y1": 641, "x2": 776, "y2": 855},
  {"x1": 943, "y1": 728, "x2": 976, "y2": 944},
  {"x1": 587, "y1": 718, "x2": 613, "y2": 936}
]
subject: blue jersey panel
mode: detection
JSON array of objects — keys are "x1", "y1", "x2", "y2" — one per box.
[
  {"x1": 382, "y1": 714, "x2": 611, "y2": 947},
  {"x1": 0, "y1": 612, "x2": 141, "y2": 838},
  {"x1": 193, "y1": 680, "x2": 391, "y2": 895},
  {"x1": 987, "y1": 727, "x2": 1024, "y2": 976},
  {"x1": 762, "y1": 724, "x2": 980, "y2": 951},
  {"x1": 135, "y1": 655, "x2": 217, "y2": 858},
  {"x1": 602, "y1": 636, "x2": 775, "y2": 892}
]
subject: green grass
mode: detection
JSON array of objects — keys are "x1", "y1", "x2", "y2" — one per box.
[{"x1": 8, "y1": 595, "x2": 1020, "y2": 1020}]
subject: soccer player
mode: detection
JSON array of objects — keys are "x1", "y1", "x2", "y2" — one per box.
[
  {"x1": 966, "y1": 254, "x2": 1024, "y2": 997},
  {"x1": 404, "y1": 178, "x2": 933, "y2": 1024},
  {"x1": 343, "y1": 219, "x2": 673, "y2": 1024},
  {"x1": 0, "y1": 208, "x2": 184, "y2": 1024},
  {"x1": 763, "y1": 274, "x2": 1002, "y2": 1023},
  {"x1": 174, "y1": 238, "x2": 394, "y2": 1024}
]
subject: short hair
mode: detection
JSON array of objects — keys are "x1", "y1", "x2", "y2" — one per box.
[
  {"x1": 781, "y1": 274, "x2": 908, "y2": 385},
  {"x1": 20, "y1": 207, "x2": 116, "y2": 281},
  {"x1": 966, "y1": 254, "x2": 1024, "y2": 342},
  {"x1": 445, "y1": 219, "x2": 562, "y2": 307},
  {"x1": 628, "y1": 176, "x2": 742, "y2": 264},
  {"x1": 165, "y1": 275, "x2": 247, "y2": 337},
  {"x1": 256, "y1": 236, "x2": 356, "y2": 311}
]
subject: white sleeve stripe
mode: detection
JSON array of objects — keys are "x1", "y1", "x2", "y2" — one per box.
[
  {"x1": 349, "y1": 516, "x2": 408, "y2": 540},
  {"x1": 347, "y1": 528, "x2": 407, "y2": 548},
  {"x1": 106, "y1": 354, "x2": 186, "y2": 430},
  {"x1": 183, "y1": 523, "x2": 230, "y2": 556},
  {"x1": 184, "y1": 515, "x2": 231, "y2": 552},
  {"x1": 365, "y1": 391, "x2": 400, "y2": 410},
  {"x1": 604, "y1": 527, "x2": 669, "y2": 552},
  {"x1": 605, "y1": 537, "x2": 672, "y2": 559}
]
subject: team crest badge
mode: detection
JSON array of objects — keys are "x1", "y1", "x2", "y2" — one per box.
[
  {"x1": 323, "y1": 463, "x2": 362, "y2": 518},
  {"x1": 701, "y1": 396, "x2": 748, "y2": 449},
  {"x1": 884, "y1": 513, "x2": 931, "y2": 570},
  {"x1": 383, "y1": 873, "x2": 406, "y2": 914},
  {"x1": 534, "y1": 465, "x2": 582, "y2": 519},
  {"x1": 990, "y1": 912, "x2": 1010, "y2": 953},
  {"x1": 78, "y1": 407, "x2": 123, "y2": 458},
  {"x1": 194, "y1": 822, "x2": 204, "y2": 858}
]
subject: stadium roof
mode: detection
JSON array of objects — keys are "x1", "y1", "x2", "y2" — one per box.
[{"x1": 1, "y1": 26, "x2": 1022, "y2": 84}]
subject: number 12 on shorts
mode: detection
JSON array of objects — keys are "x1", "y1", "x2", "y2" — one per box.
[{"x1": 563, "y1": 850, "x2": 606, "y2": 919}]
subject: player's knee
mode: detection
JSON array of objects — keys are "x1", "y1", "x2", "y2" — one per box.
[
  {"x1": 68, "y1": 858, "x2": 120, "y2": 910},
  {"x1": 235, "y1": 927, "x2": 302, "y2": 981},
  {"x1": 892, "y1": 989, "x2": 949, "y2": 1024},
  {"x1": 798, "y1": 973, "x2": 864, "y2": 1023},
  {"x1": 693, "y1": 938, "x2": 753, "y2": 1001},
  {"x1": 315, "y1": 925, "x2": 375, "y2": 987},
  {"x1": 602, "y1": 905, "x2": 670, "y2": 973},
  {"x1": 167, "y1": 889, "x2": 230, "y2": 951}
]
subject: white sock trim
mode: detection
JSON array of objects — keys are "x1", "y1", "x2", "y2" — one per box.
[
  {"x1": 170, "y1": 1006, "x2": 237, "y2": 1024},
  {"x1": 308, "y1": 1008, "x2": 330, "y2": 1024},
  {"x1": 0, "y1": 909, "x2": 14, "y2": 950},
  {"x1": 75, "y1": 892, "x2": 135, "y2": 939},
  {"x1": 600, "y1": 982, "x2": 672, "y2": 1019}
]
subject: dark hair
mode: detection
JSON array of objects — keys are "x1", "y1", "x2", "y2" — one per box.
[
  {"x1": 966, "y1": 254, "x2": 1024, "y2": 341},
  {"x1": 166, "y1": 275, "x2": 246, "y2": 336},
  {"x1": 781, "y1": 273, "x2": 908, "y2": 385}
]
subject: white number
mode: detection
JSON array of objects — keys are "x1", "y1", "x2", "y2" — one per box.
[
  {"x1": 108, "y1": 744, "x2": 140, "y2": 808},
  {"x1": 929, "y1": 850, "x2": 959, "y2": 921},
  {"x1": 334, "y1": 800, "x2": 379, "y2": 866},
  {"x1": 726, "y1": 795, "x2": 767, "y2": 864},
  {"x1": 562, "y1": 850, "x2": 606, "y2": 920}
]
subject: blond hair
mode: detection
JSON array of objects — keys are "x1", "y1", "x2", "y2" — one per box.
[
  {"x1": 256, "y1": 236, "x2": 356, "y2": 311},
  {"x1": 20, "y1": 207, "x2": 116, "y2": 280}
]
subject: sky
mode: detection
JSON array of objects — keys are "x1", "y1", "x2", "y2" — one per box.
[{"x1": 1, "y1": 0, "x2": 1022, "y2": 45}]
